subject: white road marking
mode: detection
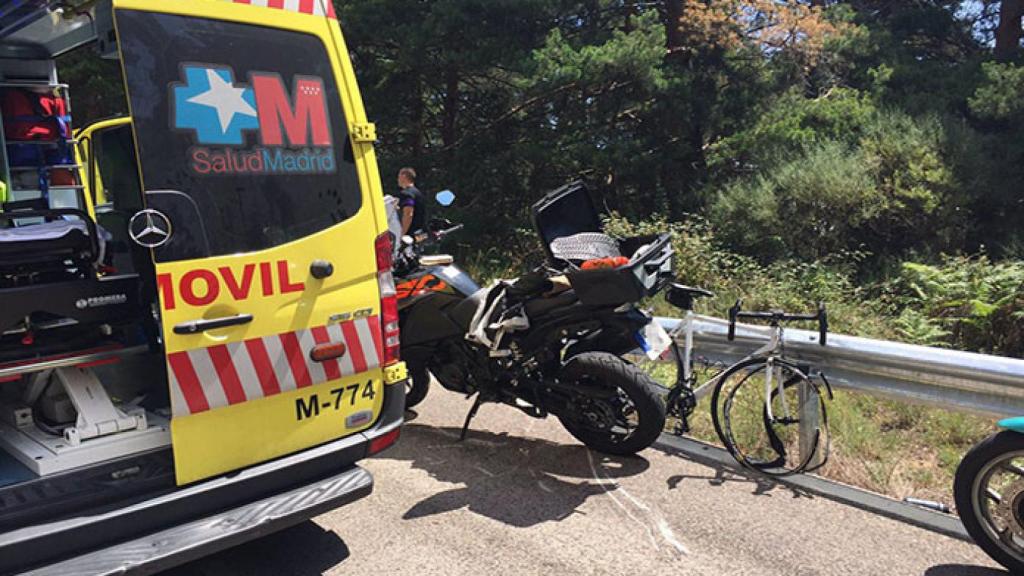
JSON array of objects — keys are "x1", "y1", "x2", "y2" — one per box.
[
  {"x1": 586, "y1": 451, "x2": 660, "y2": 550},
  {"x1": 473, "y1": 465, "x2": 497, "y2": 478},
  {"x1": 587, "y1": 450, "x2": 689, "y2": 556}
]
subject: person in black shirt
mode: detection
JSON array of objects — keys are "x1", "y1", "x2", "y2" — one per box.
[{"x1": 391, "y1": 167, "x2": 426, "y2": 236}]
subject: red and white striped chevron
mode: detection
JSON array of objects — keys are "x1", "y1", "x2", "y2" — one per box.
[
  {"x1": 167, "y1": 316, "x2": 381, "y2": 417},
  {"x1": 222, "y1": 0, "x2": 337, "y2": 19}
]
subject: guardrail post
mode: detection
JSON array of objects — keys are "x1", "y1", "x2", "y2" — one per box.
[{"x1": 799, "y1": 379, "x2": 823, "y2": 470}]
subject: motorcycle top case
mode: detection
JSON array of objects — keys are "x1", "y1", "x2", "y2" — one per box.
[
  {"x1": 531, "y1": 181, "x2": 674, "y2": 307},
  {"x1": 531, "y1": 180, "x2": 604, "y2": 263}
]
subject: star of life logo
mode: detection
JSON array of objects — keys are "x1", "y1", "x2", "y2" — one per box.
[{"x1": 172, "y1": 64, "x2": 336, "y2": 176}]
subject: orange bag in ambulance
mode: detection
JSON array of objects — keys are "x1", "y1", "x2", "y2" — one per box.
[{"x1": 0, "y1": 1, "x2": 406, "y2": 573}]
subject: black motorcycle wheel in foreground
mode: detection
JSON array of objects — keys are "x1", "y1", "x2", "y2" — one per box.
[
  {"x1": 556, "y1": 352, "x2": 665, "y2": 455},
  {"x1": 954, "y1": 430, "x2": 1024, "y2": 574},
  {"x1": 394, "y1": 182, "x2": 674, "y2": 456}
]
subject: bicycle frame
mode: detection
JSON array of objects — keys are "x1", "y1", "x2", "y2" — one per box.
[{"x1": 669, "y1": 308, "x2": 785, "y2": 405}]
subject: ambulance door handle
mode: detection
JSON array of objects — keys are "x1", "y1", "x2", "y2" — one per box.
[{"x1": 173, "y1": 314, "x2": 254, "y2": 335}]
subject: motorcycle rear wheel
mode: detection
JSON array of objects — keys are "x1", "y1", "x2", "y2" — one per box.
[{"x1": 557, "y1": 352, "x2": 666, "y2": 456}]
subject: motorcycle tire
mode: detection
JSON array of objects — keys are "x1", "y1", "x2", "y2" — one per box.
[
  {"x1": 405, "y1": 365, "x2": 431, "y2": 410},
  {"x1": 557, "y1": 352, "x2": 666, "y2": 456},
  {"x1": 954, "y1": 429, "x2": 1024, "y2": 574}
]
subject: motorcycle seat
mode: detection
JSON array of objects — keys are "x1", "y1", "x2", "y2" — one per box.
[
  {"x1": 524, "y1": 290, "x2": 578, "y2": 319},
  {"x1": 452, "y1": 285, "x2": 581, "y2": 332}
]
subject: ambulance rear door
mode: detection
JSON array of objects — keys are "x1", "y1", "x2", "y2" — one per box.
[{"x1": 113, "y1": 0, "x2": 388, "y2": 485}]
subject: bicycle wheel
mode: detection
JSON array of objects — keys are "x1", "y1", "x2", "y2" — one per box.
[{"x1": 711, "y1": 357, "x2": 829, "y2": 476}]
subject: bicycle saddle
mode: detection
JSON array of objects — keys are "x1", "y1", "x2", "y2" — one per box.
[{"x1": 666, "y1": 283, "x2": 714, "y2": 311}]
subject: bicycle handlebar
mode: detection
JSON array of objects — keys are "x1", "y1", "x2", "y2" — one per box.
[{"x1": 727, "y1": 299, "x2": 828, "y2": 346}]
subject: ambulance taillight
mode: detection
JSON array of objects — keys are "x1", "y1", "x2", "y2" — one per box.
[{"x1": 375, "y1": 233, "x2": 401, "y2": 366}]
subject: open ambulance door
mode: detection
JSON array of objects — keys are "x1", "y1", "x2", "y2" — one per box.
[{"x1": 112, "y1": 0, "x2": 387, "y2": 485}]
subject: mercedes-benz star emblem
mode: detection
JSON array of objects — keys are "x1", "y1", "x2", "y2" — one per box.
[{"x1": 129, "y1": 209, "x2": 173, "y2": 249}]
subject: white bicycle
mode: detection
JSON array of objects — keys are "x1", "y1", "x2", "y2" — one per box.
[{"x1": 659, "y1": 284, "x2": 833, "y2": 476}]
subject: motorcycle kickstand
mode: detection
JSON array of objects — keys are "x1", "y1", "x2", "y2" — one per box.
[{"x1": 460, "y1": 394, "x2": 485, "y2": 441}]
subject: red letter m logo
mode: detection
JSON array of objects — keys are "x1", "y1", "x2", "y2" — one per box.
[{"x1": 252, "y1": 73, "x2": 332, "y2": 147}]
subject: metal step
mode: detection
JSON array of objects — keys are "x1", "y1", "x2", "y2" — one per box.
[{"x1": 19, "y1": 465, "x2": 373, "y2": 576}]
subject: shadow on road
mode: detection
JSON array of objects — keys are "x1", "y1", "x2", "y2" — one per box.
[
  {"x1": 924, "y1": 564, "x2": 1009, "y2": 576},
  {"x1": 374, "y1": 422, "x2": 650, "y2": 528},
  {"x1": 158, "y1": 521, "x2": 349, "y2": 576},
  {"x1": 654, "y1": 443, "x2": 812, "y2": 499}
]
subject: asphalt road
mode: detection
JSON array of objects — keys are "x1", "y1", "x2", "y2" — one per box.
[{"x1": 166, "y1": 388, "x2": 1004, "y2": 576}]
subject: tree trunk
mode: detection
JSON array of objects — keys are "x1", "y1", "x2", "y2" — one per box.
[
  {"x1": 664, "y1": 0, "x2": 685, "y2": 62},
  {"x1": 996, "y1": 0, "x2": 1024, "y2": 61},
  {"x1": 661, "y1": 0, "x2": 688, "y2": 219},
  {"x1": 409, "y1": 74, "x2": 424, "y2": 159},
  {"x1": 442, "y1": 67, "x2": 460, "y2": 163}
]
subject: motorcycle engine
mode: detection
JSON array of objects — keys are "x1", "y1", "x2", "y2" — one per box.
[{"x1": 429, "y1": 342, "x2": 479, "y2": 394}]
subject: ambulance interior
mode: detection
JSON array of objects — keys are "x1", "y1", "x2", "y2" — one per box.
[{"x1": 0, "y1": 1, "x2": 176, "y2": 525}]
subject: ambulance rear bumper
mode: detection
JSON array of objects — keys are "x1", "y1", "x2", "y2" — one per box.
[{"x1": 20, "y1": 465, "x2": 373, "y2": 576}]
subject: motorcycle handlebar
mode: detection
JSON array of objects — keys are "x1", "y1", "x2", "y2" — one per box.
[
  {"x1": 437, "y1": 223, "x2": 465, "y2": 238},
  {"x1": 412, "y1": 224, "x2": 464, "y2": 246},
  {"x1": 727, "y1": 299, "x2": 829, "y2": 346},
  {"x1": 398, "y1": 224, "x2": 465, "y2": 272}
]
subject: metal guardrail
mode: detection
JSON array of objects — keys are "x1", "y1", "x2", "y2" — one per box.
[{"x1": 656, "y1": 315, "x2": 1024, "y2": 418}]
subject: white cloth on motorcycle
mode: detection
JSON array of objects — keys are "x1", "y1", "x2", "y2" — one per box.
[
  {"x1": 466, "y1": 274, "x2": 579, "y2": 357},
  {"x1": 466, "y1": 281, "x2": 530, "y2": 356}
]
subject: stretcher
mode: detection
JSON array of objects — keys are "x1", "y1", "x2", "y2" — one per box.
[{"x1": 0, "y1": 206, "x2": 159, "y2": 477}]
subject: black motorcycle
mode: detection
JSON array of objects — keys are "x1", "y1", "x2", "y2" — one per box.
[{"x1": 395, "y1": 182, "x2": 675, "y2": 455}]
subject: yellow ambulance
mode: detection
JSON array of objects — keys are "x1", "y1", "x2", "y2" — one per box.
[{"x1": 0, "y1": 1, "x2": 406, "y2": 573}]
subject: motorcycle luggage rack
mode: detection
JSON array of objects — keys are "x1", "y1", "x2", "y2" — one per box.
[{"x1": 563, "y1": 233, "x2": 674, "y2": 307}]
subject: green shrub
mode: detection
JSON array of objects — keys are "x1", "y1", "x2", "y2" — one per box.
[
  {"x1": 708, "y1": 87, "x2": 877, "y2": 168},
  {"x1": 969, "y1": 62, "x2": 1024, "y2": 125},
  {"x1": 708, "y1": 110, "x2": 964, "y2": 264},
  {"x1": 711, "y1": 140, "x2": 877, "y2": 261},
  {"x1": 887, "y1": 255, "x2": 1024, "y2": 355},
  {"x1": 603, "y1": 213, "x2": 892, "y2": 338}
]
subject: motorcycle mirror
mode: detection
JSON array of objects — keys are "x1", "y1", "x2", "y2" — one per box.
[{"x1": 436, "y1": 189, "x2": 455, "y2": 206}]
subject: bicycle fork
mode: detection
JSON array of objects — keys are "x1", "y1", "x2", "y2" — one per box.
[
  {"x1": 765, "y1": 357, "x2": 790, "y2": 423},
  {"x1": 766, "y1": 357, "x2": 804, "y2": 425}
]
